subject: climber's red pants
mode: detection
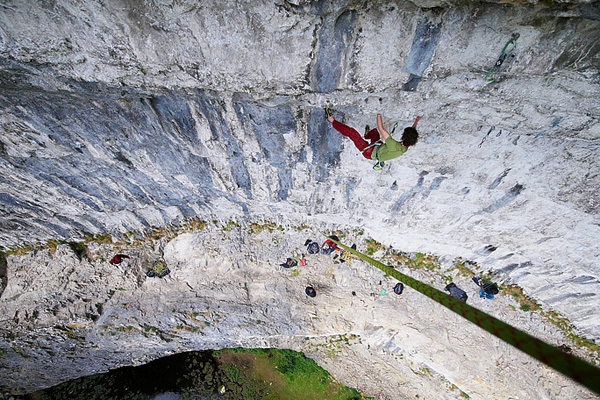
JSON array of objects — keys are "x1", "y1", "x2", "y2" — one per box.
[{"x1": 332, "y1": 120, "x2": 379, "y2": 159}]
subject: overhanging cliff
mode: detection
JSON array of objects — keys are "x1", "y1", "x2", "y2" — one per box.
[{"x1": 1, "y1": 1, "x2": 599, "y2": 398}]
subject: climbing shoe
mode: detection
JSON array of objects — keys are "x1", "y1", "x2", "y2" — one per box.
[
  {"x1": 325, "y1": 107, "x2": 333, "y2": 119},
  {"x1": 373, "y1": 161, "x2": 385, "y2": 171},
  {"x1": 364, "y1": 125, "x2": 370, "y2": 138}
]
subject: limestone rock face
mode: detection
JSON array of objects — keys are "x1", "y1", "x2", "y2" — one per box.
[{"x1": 1, "y1": 0, "x2": 599, "y2": 398}]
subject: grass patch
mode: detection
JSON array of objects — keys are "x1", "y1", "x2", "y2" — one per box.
[
  {"x1": 216, "y1": 348, "x2": 367, "y2": 399},
  {"x1": 222, "y1": 220, "x2": 241, "y2": 232},
  {"x1": 5, "y1": 244, "x2": 34, "y2": 257},
  {"x1": 542, "y1": 310, "x2": 600, "y2": 363},
  {"x1": 406, "y1": 252, "x2": 439, "y2": 271},
  {"x1": 501, "y1": 284, "x2": 540, "y2": 313},
  {"x1": 186, "y1": 217, "x2": 208, "y2": 232},
  {"x1": 293, "y1": 224, "x2": 311, "y2": 231},
  {"x1": 44, "y1": 240, "x2": 63, "y2": 256},
  {"x1": 143, "y1": 325, "x2": 160, "y2": 334},
  {"x1": 68, "y1": 241, "x2": 89, "y2": 261},
  {"x1": 248, "y1": 221, "x2": 283, "y2": 234},
  {"x1": 364, "y1": 238, "x2": 384, "y2": 256},
  {"x1": 83, "y1": 233, "x2": 112, "y2": 245},
  {"x1": 452, "y1": 258, "x2": 477, "y2": 277},
  {"x1": 149, "y1": 225, "x2": 175, "y2": 240}
]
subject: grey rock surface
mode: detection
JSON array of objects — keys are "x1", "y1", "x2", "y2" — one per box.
[{"x1": 1, "y1": 0, "x2": 599, "y2": 398}]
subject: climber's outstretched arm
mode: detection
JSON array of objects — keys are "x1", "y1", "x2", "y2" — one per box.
[{"x1": 376, "y1": 114, "x2": 390, "y2": 141}]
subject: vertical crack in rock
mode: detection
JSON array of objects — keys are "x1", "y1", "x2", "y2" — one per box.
[
  {"x1": 311, "y1": 9, "x2": 359, "y2": 93},
  {"x1": 232, "y1": 95, "x2": 296, "y2": 201},
  {"x1": 194, "y1": 91, "x2": 252, "y2": 201},
  {"x1": 402, "y1": 18, "x2": 442, "y2": 91},
  {"x1": 306, "y1": 108, "x2": 343, "y2": 183}
]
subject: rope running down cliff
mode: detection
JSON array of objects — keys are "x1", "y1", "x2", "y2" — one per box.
[{"x1": 328, "y1": 236, "x2": 600, "y2": 396}]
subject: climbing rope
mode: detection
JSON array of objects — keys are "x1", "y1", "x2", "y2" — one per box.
[{"x1": 328, "y1": 237, "x2": 600, "y2": 396}]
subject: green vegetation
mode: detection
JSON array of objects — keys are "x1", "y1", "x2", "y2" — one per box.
[
  {"x1": 543, "y1": 310, "x2": 600, "y2": 363},
  {"x1": 6, "y1": 244, "x2": 34, "y2": 257},
  {"x1": 293, "y1": 224, "x2": 311, "y2": 232},
  {"x1": 84, "y1": 233, "x2": 112, "y2": 245},
  {"x1": 143, "y1": 325, "x2": 160, "y2": 334},
  {"x1": 379, "y1": 247, "x2": 440, "y2": 271},
  {"x1": 248, "y1": 221, "x2": 283, "y2": 234},
  {"x1": 407, "y1": 252, "x2": 439, "y2": 270},
  {"x1": 452, "y1": 258, "x2": 477, "y2": 277},
  {"x1": 186, "y1": 217, "x2": 208, "y2": 232},
  {"x1": 215, "y1": 348, "x2": 369, "y2": 400},
  {"x1": 364, "y1": 238, "x2": 384, "y2": 255},
  {"x1": 68, "y1": 241, "x2": 89, "y2": 261},
  {"x1": 501, "y1": 284, "x2": 541, "y2": 313},
  {"x1": 222, "y1": 221, "x2": 241, "y2": 232}
]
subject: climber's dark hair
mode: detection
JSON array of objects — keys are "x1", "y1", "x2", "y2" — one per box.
[{"x1": 402, "y1": 127, "x2": 419, "y2": 147}]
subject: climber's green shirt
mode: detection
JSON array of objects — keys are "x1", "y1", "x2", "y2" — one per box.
[{"x1": 371, "y1": 136, "x2": 408, "y2": 161}]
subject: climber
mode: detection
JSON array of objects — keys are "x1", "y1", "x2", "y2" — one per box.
[
  {"x1": 326, "y1": 108, "x2": 420, "y2": 170},
  {"x1": 109, "y1": 254, "x2": 130, "y2": 265}
]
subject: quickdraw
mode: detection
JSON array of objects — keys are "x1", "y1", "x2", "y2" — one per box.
[
  {"x1": 485, "y1": 33, "x2": 520, "y2": 83},
  {"x1": 478, "y1": 126, "x2": 495, "y2": 147}
]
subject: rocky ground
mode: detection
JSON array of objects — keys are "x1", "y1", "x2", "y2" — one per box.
[{"x1": 0, "y1": 223, "x2": 598, "y2": 399}]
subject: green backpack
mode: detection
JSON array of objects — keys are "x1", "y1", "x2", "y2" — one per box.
[{"x1": 146, "y1": 260, "x2": 170, "y2": 278}]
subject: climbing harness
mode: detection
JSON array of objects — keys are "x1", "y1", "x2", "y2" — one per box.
[
  {"x1": 478, "y1": 126, "x2": 495, "y2": 147},
  {"x1": 484, "y1": 33, "x2": 520, "y2": 83},
  {"x1": 361, "y1": 140, "x2": 382, "y2": 153},
  {"x1": 326, "y1": 235, "x2": 600, "y2": 396}
]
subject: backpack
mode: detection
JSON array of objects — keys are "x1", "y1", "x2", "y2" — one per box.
[
  {"x1": 444, "y1": 282, "x2": 468, "y2": 302},
  {"x1": 307, "y1": 241, "x2": 320, "y2": 254},
  {"x1": 146, "y1": 260, "x2": 170, "y2": 278},
  {"x1": 483, "y1": 283, "x2": 499, "y2": 295},
  {"x1": 280, "y1": 257, "x2": 298, "y2": 268},
  {"x1": 321, "y1": 239, "x2": 338, "y2": 255},
  {"x1": 393, "y1": 282, "x2": 404, "y2": 295}
]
